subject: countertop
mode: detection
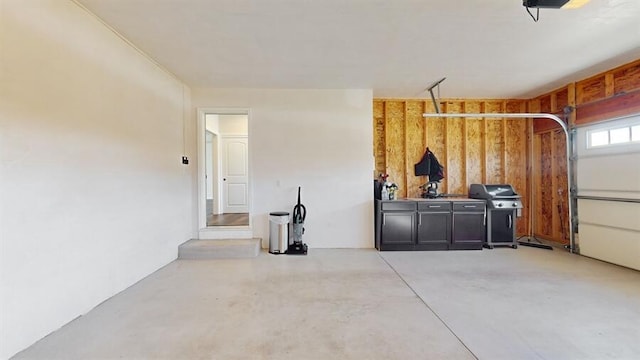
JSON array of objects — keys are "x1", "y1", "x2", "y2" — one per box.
[{"x1": 394, "y1": 197, "x2": 483, "y2": 202}]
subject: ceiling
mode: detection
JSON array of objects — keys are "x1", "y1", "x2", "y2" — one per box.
[{"x1": 75, "y1": 0, "x2": 640, "y2": 99}]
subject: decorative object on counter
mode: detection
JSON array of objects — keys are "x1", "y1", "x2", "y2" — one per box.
[
  {"x1": 376, "y1": 173, "x2": 398, "y2": 200},
  {"x1": 374, "y1": 173, "x2": 385, "y2": 200},
  {"x1": 376, "y1": 173, "x2": 388, "y2": 200},
  {"x1": 386, "y1": 183, "x2": 398, "y2": 200},
  {"x1": 419, "y1": 182, "x2": 439, "y2": 199},
  {"x1": 415, "y1": 147, "x2": 444, "y2": 198}
]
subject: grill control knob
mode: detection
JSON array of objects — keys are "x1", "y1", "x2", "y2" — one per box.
[
  {"x1": 497, "y1": 203, "x2": 503, "y2": 207},
  {"x1": 512, "y1": 203, "x2": 518, "y2": 207}
]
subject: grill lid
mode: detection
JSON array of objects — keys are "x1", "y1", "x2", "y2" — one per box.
[{"x1": 469, "y1": 184, "x2": 520, "y2": 199}]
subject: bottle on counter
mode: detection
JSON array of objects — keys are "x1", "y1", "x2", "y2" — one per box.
[
  {"x1": 387, "y1": 182, "x2": 398, "y2": 200},
  {"x1": 381, "y1": 185, "x2": 388, "y2": 200}
]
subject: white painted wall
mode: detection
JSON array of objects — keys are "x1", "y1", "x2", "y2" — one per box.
[
  {"x1": 0, "y1": 1, "x2": 195, "y2": 358},
  {"x1": 576, "y1": 115, "x2": 640, "y2": 270},
  {"x1": 192, "y1": 89, "x2": 374, "y2": 248},
  {"x1": 219, "y1": 114, "x2": 248, "y2": 135},
  {"x1": 205, "y1": 114, "x2": 220, "y2": 134}
]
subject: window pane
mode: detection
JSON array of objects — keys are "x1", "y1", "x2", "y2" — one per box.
[
  {"x1": 632, "y1": 125, "x2": 640, "y2": 142},
  {"x1": 589, "y1": 130, "x2": 609, "y2": 147},
  {"x1": 610, "y1": 127, "x2": 630, "y2": 144}
]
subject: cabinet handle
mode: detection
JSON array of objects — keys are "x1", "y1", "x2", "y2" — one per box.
[
  {"x1": 428, "y1": 205, "x2": 441, "y2": 208},
  {"x1": 463, "y1": 205, "x2": 476, "y2": 208},
  {"x1": 483, "y1": 206, "x2": 487, "y2": 226},
  {"x1": 508, "y1": 214, "x2": 513, "y2": 229},
  {"x1": 382, "y1": 214, "x2": 385, "y2": 226},
  {"x1": 418, "y1": 215, "x2": 422, "y2": 226}
]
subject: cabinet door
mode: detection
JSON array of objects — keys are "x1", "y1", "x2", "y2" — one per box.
[
  {"x1": 451, "y1": 213, "x2": 485, "y2": 249},
  {"x1": 380, "y1": 212, "x2": 415, "y2": 249},
  {"x1": 488, "y1": 210, "x2": 516, "y2": 246},
  {"x1": 416, "y1": 212, "x2": 450, "y2": 250}
]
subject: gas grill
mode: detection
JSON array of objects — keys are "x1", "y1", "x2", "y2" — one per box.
[{"x1": 468, "y1": 184, "x2": 523, "y2": 249}]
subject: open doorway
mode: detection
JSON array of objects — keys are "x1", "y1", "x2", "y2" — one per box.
[{"x1": 198, "y1": 109, "x2": 250, "y2": 231}]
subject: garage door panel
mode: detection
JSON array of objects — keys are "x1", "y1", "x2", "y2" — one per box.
[
  {"x1": 579, "y1": 224, "x2": 640, "y2": 271},
  {"x1": 579, "y1": 199, "x2": 640, "y2": 232},
  {"x1": 577, "y1": 153, "x2": 640, "y2": 194},
  {"x1": 576, "y1": 115, "x2": 640, "y2": 270}
]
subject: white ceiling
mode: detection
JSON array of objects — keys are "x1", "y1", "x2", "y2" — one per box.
[{"x1": 76, "y1": 0, "x2": 640, "y2": 99}]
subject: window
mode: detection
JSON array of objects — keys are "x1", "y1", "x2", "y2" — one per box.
[
  {"x1": 589, "y1": 130, "x2": 609, "y2": 147},
  {"x1": 632, "y1": 125, "x2": 640, "y2": 142},
  {"x1": 587, "y1": 123, "x2": 640, "y2": 148},
  {"x1": 609, "y1": 127, "x2": 630, "y2": 144}
]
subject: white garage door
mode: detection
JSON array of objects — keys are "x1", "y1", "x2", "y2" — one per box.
[{"x1": 576, "y1": 114, "x2": 640, "y2": 270}]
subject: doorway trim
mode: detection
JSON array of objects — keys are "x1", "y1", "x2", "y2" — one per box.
[
  {"x1": 205, "y1": 130, "x2": 220, "y2": 216},
  {"x1": 197, "y1": 107, "x2": 252, "y2": 239}
]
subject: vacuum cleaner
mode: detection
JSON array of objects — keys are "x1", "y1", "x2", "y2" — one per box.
[{"x1": 287, "y1": 186, "x2": 308, "y2": 255}]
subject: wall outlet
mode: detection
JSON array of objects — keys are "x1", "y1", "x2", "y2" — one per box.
[{"x1": 182, "y1": 156, "x2": 189, "y2": 165}]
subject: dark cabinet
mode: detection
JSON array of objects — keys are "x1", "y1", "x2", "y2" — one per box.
[
  {"x1": 381, "y1": 213, "x2": 415, "y2": 245},
  {"x1": 486, "y1": 209, "x2": 518, "y2": 249},
  {"x1": 451, "y1": 202, "x2": 485, "y2": 250},
  {"x1": 416, "y1": 202, "x2": 451, "y2": 250},
  {"x1": 376, "y1": 199, "x2": 485, "y2": 251},
  {"x1": 376, "y1": 201, "x2": 416, "y2": 250}
]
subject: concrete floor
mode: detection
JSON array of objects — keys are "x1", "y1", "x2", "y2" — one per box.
[{"x1": 14, "y1": 248, "x2": 640, "y2": 360}]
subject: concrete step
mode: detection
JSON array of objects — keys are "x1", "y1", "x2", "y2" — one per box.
[{"x1": 178, "y1": 238, "x2": 261, "y2": 259}]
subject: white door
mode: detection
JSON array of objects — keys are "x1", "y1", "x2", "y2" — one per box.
[{"x1": 221, "y1": 136, "x2": 249, "y2": 213}]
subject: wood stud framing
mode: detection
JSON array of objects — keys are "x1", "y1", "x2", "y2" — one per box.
[
  {"x1": 373, "y1": 59, "x2": 640, "y2": 243},
  {"x1": 373, "y1": 98, "x2": 530, "y2": 236},
  {"x1": 527, "y1": 58, "x2": 640, "y2": 244}
]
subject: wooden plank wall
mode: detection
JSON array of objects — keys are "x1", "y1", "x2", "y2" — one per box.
[
  {"x1": 373, "y1": 99, "x2": 530, "y2": 236},
  {"x1": 576, "y1": 60, "x2": 640, "y2": 124},
  {"x1": 373, "y1": 59, "x2": 640, "y2": 244},
  {"x1": 529, "y1": 58, "x2": 640, "y2": 244}
]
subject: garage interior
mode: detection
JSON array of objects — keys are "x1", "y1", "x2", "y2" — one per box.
[{"x1": 2, "y1": 1, "x2": 640, "y2": 359}]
